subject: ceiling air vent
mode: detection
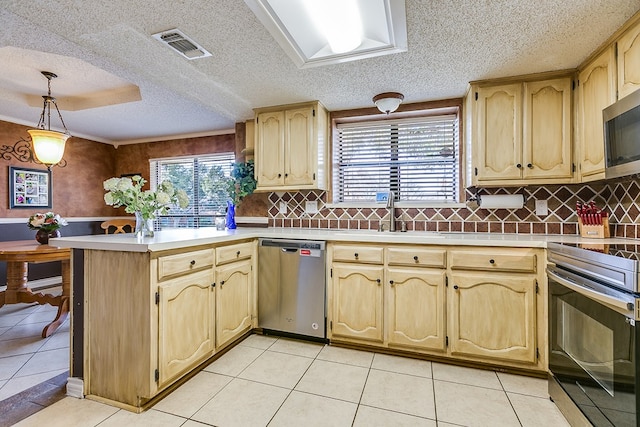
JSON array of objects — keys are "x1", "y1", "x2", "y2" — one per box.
[{"x1": 152, "y1": 29, "x2": 212, "y2": 60}]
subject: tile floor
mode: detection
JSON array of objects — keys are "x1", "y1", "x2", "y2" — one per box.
[
  {"x1": 0, "y1": 286, "x2": 70, "y2": 402},
  {"x1": 12, "y1": 333, "x2": 570, "y2": 427}
]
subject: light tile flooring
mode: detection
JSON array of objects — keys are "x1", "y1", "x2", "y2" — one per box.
[
  {"x1": 12, "y1": 333, "x2": 570, "y2": 427},
  {"x1": 0, "y1": 286, "x2": 70, "y2": 402}
]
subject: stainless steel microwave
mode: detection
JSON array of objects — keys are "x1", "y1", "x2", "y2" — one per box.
[{"x1": 604, "y1": 89, "x2": 640, "y2": 179}]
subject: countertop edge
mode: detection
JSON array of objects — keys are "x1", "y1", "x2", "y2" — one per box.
[{"x1": 50, "y1": 228, "x2": 637, "y2": 252}]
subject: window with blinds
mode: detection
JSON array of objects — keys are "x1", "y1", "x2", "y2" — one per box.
[
  {"x1": 150, "y1": 153, "x2": 235, "y2": 228},
  {"x1": 333, "y1": 114, "x2": 460, "y2": 203}
]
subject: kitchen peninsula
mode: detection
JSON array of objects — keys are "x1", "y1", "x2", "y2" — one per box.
[{"x1": 53, "y1": 227, "x2": 622, "y2": 411}]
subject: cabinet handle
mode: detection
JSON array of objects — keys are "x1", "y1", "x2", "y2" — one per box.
[
  {"x1": 211, "y1": 283, "x2": 216, "y2": 288},
  {"x1": 389, "y1": 280, "x2": 394, "y2": 287},
  {"x1": 285, "y1": 173, "x2": 288, "y2": 177},
  {"x1": 354, "y1": 253, "x2": 359, "y2": 259},
  {"x1": 527, "y1": 163, "x2": 533, "y2": 169},
  {"x1": 278, "y1": 173, "x2": 282, "y2": 178},
  {"x1": 413, "y1": 255, "x2": 419, "y2": 262},
  {"x1": 190, "y1": 260, "x2": 196, "y2": 266},
  {"x1": 236, "y1": 251, "x2": 241, "y2": 257},
  {"x1": 516, "y1": 163, "x2": 522, "y2": 169},
  {"x1": 220, "y1": 280, "x2": 225, "y2": 287},
  {"x1": 377, "y1": 278, "x2": 381, "y2": 285},
  {"x1": 489, "y1": 259, "x2": 495, "y2": 264},
  {"x1": 454, "y1": 285, "x2": 459, "y2": 290}
]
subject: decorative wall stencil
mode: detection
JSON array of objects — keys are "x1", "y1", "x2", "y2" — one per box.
[{"x1": 266, "y1": 176, "x2": 640, "y2": 238}]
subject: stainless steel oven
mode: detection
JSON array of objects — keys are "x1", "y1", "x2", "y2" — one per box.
[{"x1": 547, "y1": 242, "x2": 640, "y2": 426}]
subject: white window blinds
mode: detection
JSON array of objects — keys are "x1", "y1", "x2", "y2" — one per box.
[
  {"x1": 333, "y1": 114, "x2": 460, "y2": 203},
  {"x1": 150, "y1": 153, "x2": 234, "y2": 228}
]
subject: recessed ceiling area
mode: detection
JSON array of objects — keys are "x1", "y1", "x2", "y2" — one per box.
[
  {"x1": 0, "y1": 1, "x2": 637, "y2": 144},
  {"x1": 243, "y1": 0, "x2": 407, "y2": 68}
]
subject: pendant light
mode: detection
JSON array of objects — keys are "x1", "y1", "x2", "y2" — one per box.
[{"x1": 27, "y1": 71, "x2": 71, "y2": 169}]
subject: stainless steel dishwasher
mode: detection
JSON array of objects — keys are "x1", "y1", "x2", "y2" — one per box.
[{"x1": 258, "y1": 238, "x2": 326, "y2": 340}]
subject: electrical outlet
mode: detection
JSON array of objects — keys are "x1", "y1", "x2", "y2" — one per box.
[
  {"x1": 279, "y1": 201, "x2": 287, "y2": 215},
  {"x1": 305, "y1": 200, "x2": 318, "y2": 214},
  {"x1": 535, "y1": 200, "x2": 548, "y2": 216}
]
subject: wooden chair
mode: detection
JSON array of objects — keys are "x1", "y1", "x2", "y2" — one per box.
[{"x1": 100, "y1": 219, "x2": 136, "y2": 234}]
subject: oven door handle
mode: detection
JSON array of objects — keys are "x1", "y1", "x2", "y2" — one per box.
[{"x1": 547, "y1": 268, "x2": 634, "y2": 316}]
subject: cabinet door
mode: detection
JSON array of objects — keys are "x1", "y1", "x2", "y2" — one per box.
[
  {"x1": 216, "y1": 259, "x2": 252, "y2": 349},
  {"x1": 158, "y1": 269, "x2": 214, "y2": 385},
  {"x1": 448, "y1": 272, "x2": 537, "y2": 364},
  {"x1": 617, "y1": 20, "x2": 640, "y2": 99},
  {"x1": 476, "y1": 84, "x2": 523, "y2": 181},
  {"x1": 285, "y1": 107, "x2": 315, "y2": 186},
  {"x1": 256, "y1": 111, "x2": 285, "y2": 187},
  {"x1": 332, "y1": 264, "x2": 384, "y2": 343},
  {"x1": 578, "y1": 47, "x2": 617, "y2": 180},
  {"x1": 523, "y1": 78, "x2": 572, "y2": 180},
  {"x1": 387, "y1": 267, "x2": 446, "y2": 351}
]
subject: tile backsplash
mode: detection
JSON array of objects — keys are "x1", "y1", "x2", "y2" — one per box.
[{"x1": 267, "y1": 176, "x2": 640, "y2": 238}]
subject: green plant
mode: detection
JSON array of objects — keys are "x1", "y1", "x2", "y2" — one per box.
[{"x1": 226, "y1": 160, "x2": 257, "y2": 205}]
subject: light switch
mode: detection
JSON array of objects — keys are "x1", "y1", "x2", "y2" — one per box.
[
  {"x1": 279, "y1": 201, "x2": 287, "y2": 214},
  {"x1": 535, "y1": 200, "x2": 548, "y2": 216}
]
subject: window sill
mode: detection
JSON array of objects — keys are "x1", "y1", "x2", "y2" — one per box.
[{"x1": 324, "y1": 202, "x2": 468, "y2": 209}]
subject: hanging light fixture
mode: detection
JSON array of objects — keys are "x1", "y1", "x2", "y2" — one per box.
[
  {"x1": 373, "y1": 92, "x2": 404, "y2": 114},
  {"x1": 26, "y1": 71, "x2": 71, "y2": 168}
]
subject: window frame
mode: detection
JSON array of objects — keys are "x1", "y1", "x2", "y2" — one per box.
[
  {"x1": 150, "y1": 152, "x2": 235, "y2": 228},
  {"x1": 328, "y1": 98, "x2": 465, "y2": 208}
]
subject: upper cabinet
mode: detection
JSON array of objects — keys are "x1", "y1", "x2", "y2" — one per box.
[
  {"x1": 254, "y1": 101, "x2": 328, "y2": 191},
  {"x1": 576, "y1": 46, "x2": 617, "y2": 182},
  {"x1": 471, "y1": 75, "x2": 573, "y2": 186},
  {"x1": 617, "y1": 18, "x2": 640, "y2": 99}
]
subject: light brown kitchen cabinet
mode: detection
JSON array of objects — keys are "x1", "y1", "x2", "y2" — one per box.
[
  {"x1": 158, "y1": 268, "x2": 215, "y2": 385},
  {"x1": 448, "y1": 247, "x2": 543, "y2": 367},
  {"x1": 472, "y1": 75, "x2": 573, "y2": 186},
  {"x1": 447, "y1": 272, "x2": 537, "y2": 364},
  {"x1": 331, "y1": 263, "x2": 385, "y2": 343},
  {"x1": 254, "y1": 101, "x2": 328, "y2": 191},
  {"x1": 215, "y1": 258, "x2": 252, "y2": 349},
  {"x1": 617, "y1": 18, "x2": 640, "y2": 100},
  {"x1": 82, "y1": 242, "x2": 256, "y2": 410},
  {"x1": 576, "y1": 46, "x2": 617, "y2": 181},
  {"x1": 387, "y1": 267, "x2": 446, "y2": 352}
]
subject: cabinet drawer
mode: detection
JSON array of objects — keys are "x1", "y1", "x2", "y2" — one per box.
[
  {"x1": 449, "y1": 249, "x2": 537, "y2": 273},
  {"x1": 157, "y1": 249, "x2": 215, "y2": 280},
  {"x1": 216, "y1": 242, "x2": 253, "y2": 265},
  {"x1": 387, "y1": 246, "x2": 446, "y2": 268},
  {"x1": 332, "y1": 245, "x2": 383, "y2": 264}
]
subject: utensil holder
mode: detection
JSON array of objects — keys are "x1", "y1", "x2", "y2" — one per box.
[{"x1": 578, "y1": 217, "x2": 610, "y2": 238}]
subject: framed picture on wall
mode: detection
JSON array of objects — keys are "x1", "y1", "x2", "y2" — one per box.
[{"x1": 9, "y1": 166, "x2": 52, "y2": 209}]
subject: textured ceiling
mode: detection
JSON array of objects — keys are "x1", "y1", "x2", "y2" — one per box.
[{"x1": 0, "y1": 1, "x2": 638, "y2": 144}]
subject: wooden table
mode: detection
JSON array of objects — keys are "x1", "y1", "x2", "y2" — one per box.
[{"x1": 0, "y1": 240, "x2": 71, "y2": 338}]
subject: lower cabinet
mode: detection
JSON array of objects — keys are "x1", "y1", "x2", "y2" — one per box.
[
  {"x1": 387, "y1": 267, "x2": 446, "y2": 352},
  {"x1": 331, "y1": 264, "x2": 384, "y2": 343},
  {"x1": 328, "y1": 243, "x2": 545, "y2": 372},
  {"x1": 215, "y1": 258, "x2": 253, "y2": 349},
  {"x1": 158, "y1": 269, "x2": 215, "y2": 386},
  {"x1": 83, "y1": 241, "x2": 255, "y2": 410},
  {"x1": 448, "y1": 272, "x2": 537, "y2": 364}
]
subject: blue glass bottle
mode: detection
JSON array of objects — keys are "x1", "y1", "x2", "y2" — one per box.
[{"x1": 225, "y1": 200, "x2": 236, "y2": 229}]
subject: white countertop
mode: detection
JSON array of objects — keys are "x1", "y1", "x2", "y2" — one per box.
[{"x1": 50, "y1": 227, "x2": 635, "y2": 253}]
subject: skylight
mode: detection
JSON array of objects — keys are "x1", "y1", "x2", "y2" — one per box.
[{"x1": 244, "y1": 0, "x2": 407, "y2": 68}]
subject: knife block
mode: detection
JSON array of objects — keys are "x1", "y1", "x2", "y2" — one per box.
[{"x1": 578, "y1": 217, "x2": 610, "y2": 238}]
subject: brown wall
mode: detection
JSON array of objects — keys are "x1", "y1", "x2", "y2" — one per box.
[
  {"x1": 0, "y1": 120, "x2": 117, "y2": 218},
  {"x1": 0, "y1": 120, "x2": 256, "y2": 219}
]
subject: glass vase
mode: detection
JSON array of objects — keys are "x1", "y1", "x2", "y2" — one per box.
[
  {"x1": 134, "y1": 211, "x2": 154, "y2": 238},
  {"x1": 225, "y1": 200, "x2": 236, "y2": 229}
]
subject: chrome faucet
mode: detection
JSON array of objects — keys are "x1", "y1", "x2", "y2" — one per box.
[{"x1": 387, "y1": 191, "x2": 395, "y2": 232}]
